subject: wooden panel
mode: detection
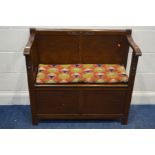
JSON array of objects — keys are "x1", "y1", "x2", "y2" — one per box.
[
  {"x1": 81, "y1": 91, "x2": 126, "y2": 114},
  {"x1": 81, "y1": 35, "x2": 129, "y2": 64},
  {"x1": 37, "y1": 35, "x2": 80, "y2": 64},
  {"x1": 36, "y1": 90, "x2": 127, "y2": 115},
  {"x1": 36, "y1": 91, "x2": 79, "y2": 114}
]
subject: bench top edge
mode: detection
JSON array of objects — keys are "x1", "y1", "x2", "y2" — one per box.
[{"x1": 31, "y1": 28, "x2": 131, "y2": 33}]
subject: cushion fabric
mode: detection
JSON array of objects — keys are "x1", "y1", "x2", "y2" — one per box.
[{"x1": 36, "y1": 64, "x2": 128, "y2": 84}]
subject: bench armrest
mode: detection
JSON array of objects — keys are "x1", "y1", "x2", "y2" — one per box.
[
  {"x1": 125, "y1": 30, "x2": 142, "y2": 90},
  {"x1": 24, "y1": 28, "x2": 36, "y2": 56},
  {"x1": 127, "y1": 34, "x2": 142, "y2": 56}
]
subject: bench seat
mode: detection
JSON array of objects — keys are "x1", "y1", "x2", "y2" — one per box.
[
  {"x1": 24, "y1": 29, "x2": 142, "y2": 125},
  {"x1": 36, "y1": 64, "x2": 128, "y2": 84}
]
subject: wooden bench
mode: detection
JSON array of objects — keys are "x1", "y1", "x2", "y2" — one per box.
[{"x1": 24, "y1": 28, "x2": 142, "y2": 125}]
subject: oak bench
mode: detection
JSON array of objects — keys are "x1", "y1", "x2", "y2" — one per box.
[{"x1": 24, "y1": 28, "x2": 142, "y2": 125}]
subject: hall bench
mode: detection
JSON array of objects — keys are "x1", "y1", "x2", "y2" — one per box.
[{"x1": 24, "y1": 28, "x2": 142, "y2": 125}]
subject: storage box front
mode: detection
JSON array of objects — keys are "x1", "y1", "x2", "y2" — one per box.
[
  {"x1": 35, "y1": 89, "x2": 126, "y2": 116},
  {"x1": 36, "y1": 91, "x2": 79, "y2": 114},
  {"x1": 81, "y1": 91, "x2": 126, "y2": 114}
]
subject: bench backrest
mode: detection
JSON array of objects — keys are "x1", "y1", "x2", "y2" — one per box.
[{"x1": 35, "y1": 29, "x2": 130, "y2": 66}]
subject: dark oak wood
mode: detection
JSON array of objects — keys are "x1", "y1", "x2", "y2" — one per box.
[{"x1": 24, "y1": 28, "x2": 142, "y2": 125}]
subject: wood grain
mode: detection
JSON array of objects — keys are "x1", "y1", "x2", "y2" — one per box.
[{"x1": 24, "y1": 28, "x2": 141, "y2": 125}]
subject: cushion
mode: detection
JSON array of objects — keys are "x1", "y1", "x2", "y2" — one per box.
[{"x1": 36, "y1": 64, "x2": 128, "y2": 84}]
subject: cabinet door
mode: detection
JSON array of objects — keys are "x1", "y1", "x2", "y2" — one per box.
[
  {"x1": 36, "y1": 91, "x2": 79, "y2": 114},
  {"x1": 81, "y1": 91, "x2": 126, "y2": 114}
]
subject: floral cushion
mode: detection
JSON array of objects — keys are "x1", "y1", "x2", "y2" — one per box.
[{"x1": 36, "y1": 64, "x2": 128, "y2": 84}]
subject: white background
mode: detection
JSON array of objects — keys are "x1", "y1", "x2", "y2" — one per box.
[
  {"x1": 0, "y1": 26, "x2": 155, "y2": 105},
  {"x1": 0, "y1": 0, "x2": 155, "y2": 154}
]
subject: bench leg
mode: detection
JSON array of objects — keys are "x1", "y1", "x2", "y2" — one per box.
[
  {"x1": 121, "y1": 116, "x2": 128, "y2": 125},
  {"x1": 32, "y1": 115, "x2": 39, "y2": 125}
]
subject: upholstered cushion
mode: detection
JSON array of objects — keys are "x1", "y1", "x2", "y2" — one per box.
[{"x1": 36, "y1": 64, "x2": 128, "y2": 84}]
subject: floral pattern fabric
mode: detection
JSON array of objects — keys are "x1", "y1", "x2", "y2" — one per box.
[{"x1": 36, "y1": 64, "x2": 128, "y2": 84}]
